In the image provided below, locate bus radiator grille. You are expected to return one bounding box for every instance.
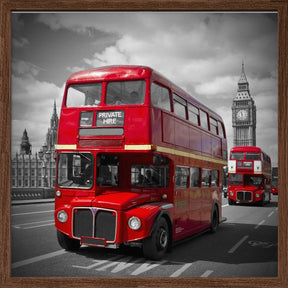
[73,209,93,238]
[73,208,116,242]
[95,211,116,241]
[237,191,252,201]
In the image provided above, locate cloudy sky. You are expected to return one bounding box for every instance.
[11,12,278,166]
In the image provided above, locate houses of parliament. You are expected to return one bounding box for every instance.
[11,101,58,195]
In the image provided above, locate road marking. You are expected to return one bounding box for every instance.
[170,263,193,277]
[11,249,67,269]
[228,235,249,253]
[222,204,229,208]
[12,219,54,229]
[201,270,213,277]
[130,260,167,276]
[268,211,274,217]
[22,223,55,229]
[254,220,265,229]
[73,255,124,270]
[12,210,54,217]
[96,256,135,272]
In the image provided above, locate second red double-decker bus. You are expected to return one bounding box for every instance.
[228,146,271,206]
[54,65,227,260]
[271,167,278,195]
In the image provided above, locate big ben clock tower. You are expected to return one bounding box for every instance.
[232,62,256,146]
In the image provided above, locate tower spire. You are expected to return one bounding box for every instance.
[238,60,248,85]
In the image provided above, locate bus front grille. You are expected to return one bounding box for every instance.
[73,208,117,242]
[237,191,252,201]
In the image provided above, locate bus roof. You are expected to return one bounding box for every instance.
[230,146,271,160]
[230,146,262,153]
[67,65,223,122]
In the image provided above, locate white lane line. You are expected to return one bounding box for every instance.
[222,204,229,208]
[170,263,193,277]
[11,249,67,269]
[201,270,213,277]
[22,223,55,229]
[254,220,265,229]
[12,219,54,229]
[268,211,274,218]
[228,235,249,254]
[12,210,54,216]
[14,219,54,227]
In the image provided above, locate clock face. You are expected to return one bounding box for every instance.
[236,109,248,121]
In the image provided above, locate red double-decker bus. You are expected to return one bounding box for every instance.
[228,146,271,206]
[55,65,227,259]
[271,167,278,195]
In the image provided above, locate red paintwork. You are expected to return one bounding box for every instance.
[55,65,227,250]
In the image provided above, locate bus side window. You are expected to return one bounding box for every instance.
[200,110,208,130]
[190,167,200,187]
[201,169,211,187]
[173,93,187,120]
[188,104,199,126]
[210,117,218,135]
[218,121,224,138]
[151,83,171,112]
[175,166,189,188]
[211,170,219,187]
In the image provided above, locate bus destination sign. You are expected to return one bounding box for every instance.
[96,110,125,127]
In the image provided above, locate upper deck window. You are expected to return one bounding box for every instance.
[210,117,218,135]
[106,80,145,105]
[200,110,208,130]
[246,153,260,160]
[66,84,102,107]
[231,152,245,160]
[218,121,224,138]
[173,93,187,119]
[151,83,171,111]
[188,104,199,125]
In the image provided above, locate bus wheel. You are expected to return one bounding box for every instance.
[259,195,265,206]
[143,217,169,260]
[57,230,81,251]
[210,208,219,233]
[228,198,235,205]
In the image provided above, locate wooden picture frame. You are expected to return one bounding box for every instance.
[1,1,287,287]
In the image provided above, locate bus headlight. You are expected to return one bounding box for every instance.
[230,191,234,196]
[57,210,68,223]
[128,216,141,230]
[256,193,260,198]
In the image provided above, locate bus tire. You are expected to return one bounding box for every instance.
[143,217,169,260]
[57,230,81,251]
[210,207,219,233]
[259,195,265,207]
[228,198,235,205]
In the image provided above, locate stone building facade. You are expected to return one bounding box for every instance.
[11,101,59,190]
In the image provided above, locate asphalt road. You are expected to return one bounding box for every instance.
[11,195,278,277]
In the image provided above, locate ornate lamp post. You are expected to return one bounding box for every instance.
[38,145,50,187]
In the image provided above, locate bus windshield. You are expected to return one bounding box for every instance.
[245,175,263,186]
[66,83,102,107]
[106,80,146,105]
[229,173,243,185]
[57,153,93,188]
